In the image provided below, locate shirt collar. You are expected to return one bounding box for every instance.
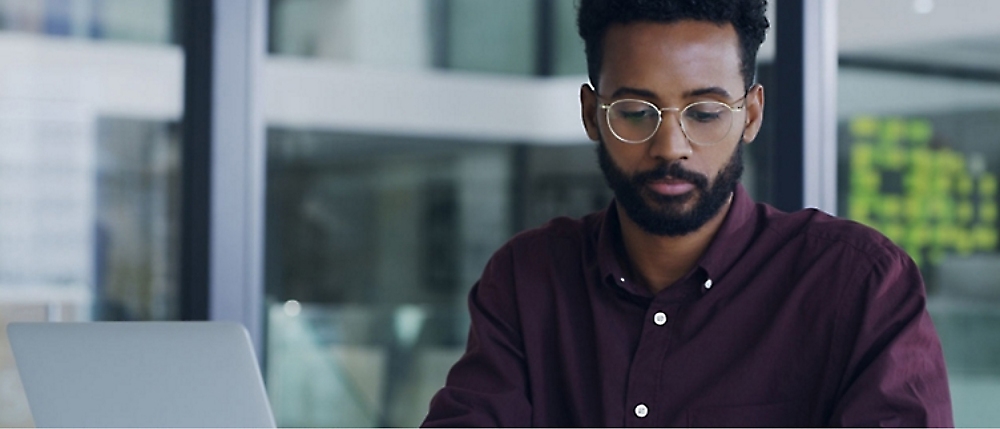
[594,183,759,297]
[595,199,652,297]
[697,183,758,284]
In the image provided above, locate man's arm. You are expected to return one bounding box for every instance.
[829,247,953,427]
[422,245,532,427]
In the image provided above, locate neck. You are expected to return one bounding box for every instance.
[617,195,732,295]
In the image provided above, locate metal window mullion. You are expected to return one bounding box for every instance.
[802,0,838,214]
[210,0,268,359]
[180,0,212,322]
[773,0,837,213]
[534,0,555,76]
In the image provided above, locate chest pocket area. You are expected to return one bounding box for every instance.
[687,400,810,427]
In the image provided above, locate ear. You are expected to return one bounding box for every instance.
[740,84,765,144]
[580,83,601,142]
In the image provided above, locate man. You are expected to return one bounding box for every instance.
[422,0,953,426]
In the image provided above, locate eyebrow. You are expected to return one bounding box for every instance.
[609,86,733,100]
[684,86,733,99]
[609,86,658,99]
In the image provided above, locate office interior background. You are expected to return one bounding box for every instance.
[0,0,998,426]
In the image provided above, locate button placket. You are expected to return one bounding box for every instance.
[626,303,676,425]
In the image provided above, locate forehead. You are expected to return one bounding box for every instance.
[598,20,743,98]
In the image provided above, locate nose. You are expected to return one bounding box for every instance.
[647,111,693,162]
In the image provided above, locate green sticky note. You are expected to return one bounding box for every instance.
[850,168,879,194]
[927,198,948,221]
[908,175,930,195]
[887,148,909,170]
[884,197,902,219]
[933,225,952,247]
[849,198,869,222]
[981,203,997,224]
[906,224,930,248]
[957,175,974,196]
[955,229,975,255]
[957,202,975,224]
[908,119,933,145]
[904,197,924,221]
[932,176,951,195]
[885,223,906,244]
[882,119,906,143]
[851,144,874,169]
[910,149,932,172]
[974,227,998,250]
[981,174,998,197]
[864,171,881,193]
[851,117,880,139]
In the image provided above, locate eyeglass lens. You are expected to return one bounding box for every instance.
[607,100,735,145]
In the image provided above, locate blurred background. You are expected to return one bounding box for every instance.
[0,0,999,427]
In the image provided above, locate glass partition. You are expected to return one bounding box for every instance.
[269,0,537,74]
[838,0,1000,425]
[264,132,508,426]
[0,1,181,426]
[262,129,621,426]
[264,1,777,426]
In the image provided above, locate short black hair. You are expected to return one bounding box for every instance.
[577,0,769,90]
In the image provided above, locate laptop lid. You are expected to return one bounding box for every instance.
[7,321,276,428]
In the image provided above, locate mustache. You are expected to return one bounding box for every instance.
[632,162,709,189]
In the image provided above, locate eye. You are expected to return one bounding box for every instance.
[685,103,726,123]
[621,109,653,121]
[613,102,657,123]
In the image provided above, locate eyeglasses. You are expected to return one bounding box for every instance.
[599,93,747,146]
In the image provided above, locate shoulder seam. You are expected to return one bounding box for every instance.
[765,213,901,265]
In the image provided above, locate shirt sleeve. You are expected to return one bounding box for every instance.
[829,246,954,427]
[421,244,532,427]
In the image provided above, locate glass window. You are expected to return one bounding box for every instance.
[0,1,181,427]
[262,134,617,427]
[269,0,433,70]
[838,0,1000,425]
[264,1,780,427]
[552,0,586,76]
[446,0,537,74]
[269,0,538,75]
[264,132,512,427]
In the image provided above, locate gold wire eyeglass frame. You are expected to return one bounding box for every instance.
[598,92,748,145]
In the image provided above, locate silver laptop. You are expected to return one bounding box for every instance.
[7,321,276,428]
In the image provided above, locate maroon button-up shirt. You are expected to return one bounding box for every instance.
[423,184,953,427]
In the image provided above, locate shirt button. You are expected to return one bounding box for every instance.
[704,279,713,289]
[653,312,668,325]
[635,403,649,418]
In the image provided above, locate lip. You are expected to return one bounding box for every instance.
[648,178,695,196]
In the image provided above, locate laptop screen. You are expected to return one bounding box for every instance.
[7,321,276,428]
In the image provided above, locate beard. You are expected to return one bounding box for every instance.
[597,139,744,237]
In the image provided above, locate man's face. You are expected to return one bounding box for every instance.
[597,137,744,236]
[580,20,764,236]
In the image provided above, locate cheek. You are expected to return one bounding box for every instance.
[703,144,739,177]
[724,117,747,143]
[609,143,652,172]
[598,119,622,144]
